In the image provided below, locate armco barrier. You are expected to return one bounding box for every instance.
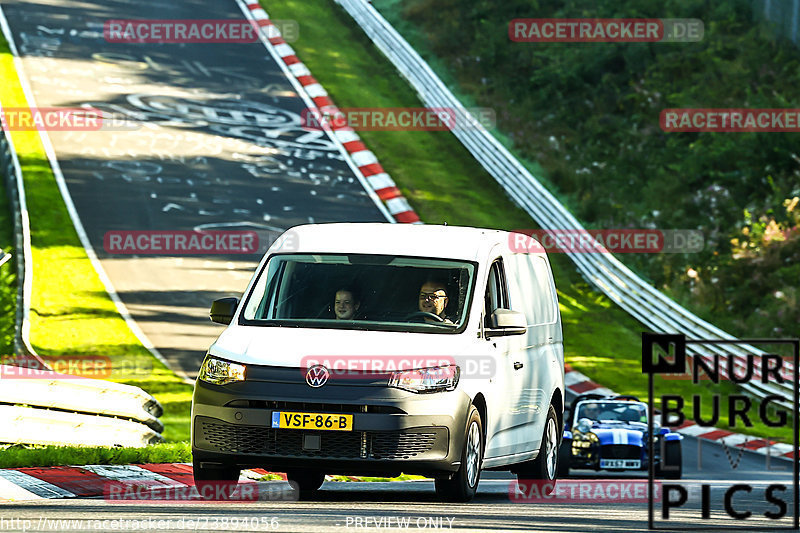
[0,366,163,433]
[0,405,162,448]
[0,103,164,446]
[336,0,792,406]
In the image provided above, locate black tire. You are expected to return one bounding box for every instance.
[287,470,326,499]
[557,439,571,477]
[435,405,483,502]
[192,459,240,499]
[657,441,682,479]
[516,405,560,495]
[520,405,560,480]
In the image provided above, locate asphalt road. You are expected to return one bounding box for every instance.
[0,431,794,532]
[1,449,796,533]
[1,0,798,531]
[0,0,389,378]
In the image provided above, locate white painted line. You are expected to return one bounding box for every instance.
[0,470,74,499]
[250,9,268,20]
[303,83,328,98]
[350,150,378,167]
[717,433,751,447]
[385,197,413,215]
[0,476,41,501]
[366,173,396,191]
[334,129,360,144]
[80,465,185,486]
[288,63,311,77]
[263,25,281,40]
[675,424,711,437]
[767,443,796,455]
[273,43,296,58]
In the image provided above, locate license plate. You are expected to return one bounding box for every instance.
[600,459,641,469]
[271,411,353,431]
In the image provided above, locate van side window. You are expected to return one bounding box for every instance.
[484,259,509,328]
[531,257,556,325]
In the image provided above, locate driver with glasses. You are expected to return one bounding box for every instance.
[417,280,453,324]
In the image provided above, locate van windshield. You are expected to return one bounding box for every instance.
[241,254,476,332]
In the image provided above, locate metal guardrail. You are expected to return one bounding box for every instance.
[0,366,163,432]
[0,104,165,446]
[336,0,794,406]
[0,405,162,448]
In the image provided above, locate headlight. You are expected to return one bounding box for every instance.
[388,365,459,393]
[198,356,246,385]
[577,417,594,434]
[571,430,599,449]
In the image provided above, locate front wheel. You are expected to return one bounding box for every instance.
[557,439,571,477]
[192,459,240,499]
[516,405,559,493]
[435,405,483,502]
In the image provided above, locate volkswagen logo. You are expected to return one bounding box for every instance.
[305,365,329,388]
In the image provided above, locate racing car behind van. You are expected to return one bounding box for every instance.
[559,393,683,478]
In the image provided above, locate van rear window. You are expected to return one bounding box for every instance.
[241,254,476,332]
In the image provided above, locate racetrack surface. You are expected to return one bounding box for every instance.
[0,0,389,378]
[0,435,795,531]
[2,455,796,533]
[1,0,797,530]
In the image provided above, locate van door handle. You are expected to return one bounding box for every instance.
[513,362,523,370]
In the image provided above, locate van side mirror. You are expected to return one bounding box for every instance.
[210,297,239,325]
[485,309,527,338]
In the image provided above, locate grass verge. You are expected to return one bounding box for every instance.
[261,0,795,443]
[0,34,192,468]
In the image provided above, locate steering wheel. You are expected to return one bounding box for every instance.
[405,311,444,323]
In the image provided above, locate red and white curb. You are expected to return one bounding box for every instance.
[240,1,420,224]
[564,364,796,460]
[0,463,383,501]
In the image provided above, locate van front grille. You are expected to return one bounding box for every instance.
[222,400,405,415]
[196,416,441,460]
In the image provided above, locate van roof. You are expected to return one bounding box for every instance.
[281,223,528,262]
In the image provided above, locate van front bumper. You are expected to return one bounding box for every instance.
[191,368,472,477]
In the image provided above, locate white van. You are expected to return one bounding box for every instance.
[191,223,564,501]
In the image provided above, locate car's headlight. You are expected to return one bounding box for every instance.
[576,418,594,434]
[198,356,246,385]
[571,430,599,449]
[388,365,459,393]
